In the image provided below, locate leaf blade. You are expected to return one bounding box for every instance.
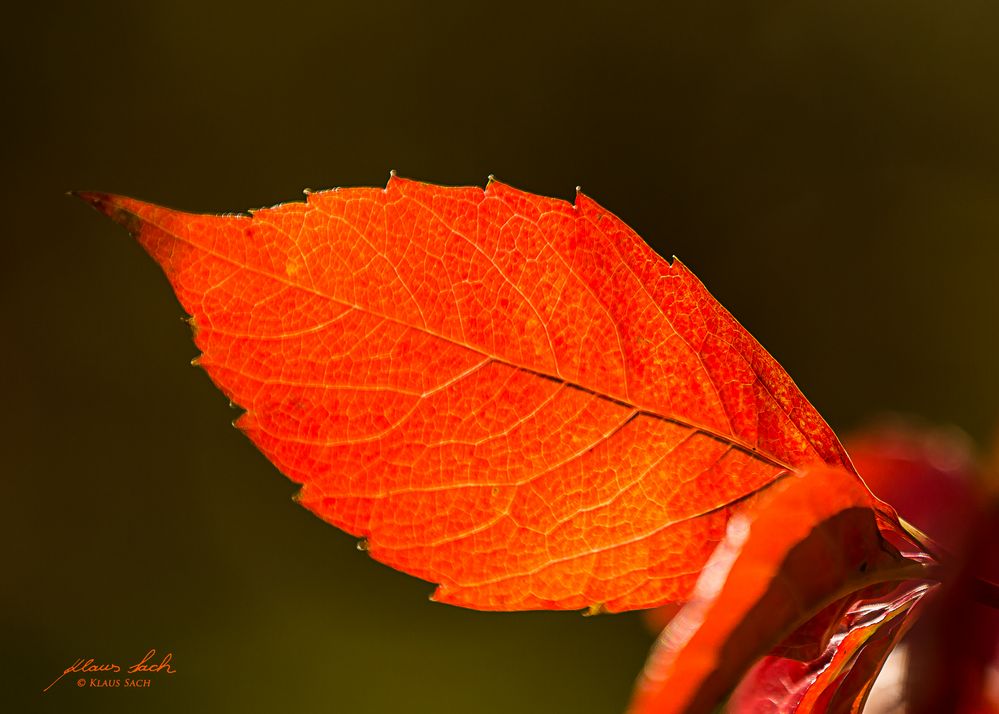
[78,176,854,611]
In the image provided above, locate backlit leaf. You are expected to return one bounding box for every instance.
[77,176,856,612]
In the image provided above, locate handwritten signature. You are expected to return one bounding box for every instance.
[43,649,176,692]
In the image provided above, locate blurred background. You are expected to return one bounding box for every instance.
[4,2,998,712]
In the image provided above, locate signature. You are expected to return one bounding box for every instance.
[43,649,176,692]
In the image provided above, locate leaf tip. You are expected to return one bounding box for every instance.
[69,189,103,205]
[72,190,143,234]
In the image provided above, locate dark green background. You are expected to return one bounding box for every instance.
[5,2,998,712]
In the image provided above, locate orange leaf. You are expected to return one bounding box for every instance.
[77,175,855,612]
[627,465,925,714]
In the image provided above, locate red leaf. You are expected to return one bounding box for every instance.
[77,176,857,613]
[716,421,989,714]
[846,423,999,713]
[627,465,925,714]
[726,580,931,713]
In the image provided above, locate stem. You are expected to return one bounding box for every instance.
[897,516,999,610]
[897,515,947,561]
